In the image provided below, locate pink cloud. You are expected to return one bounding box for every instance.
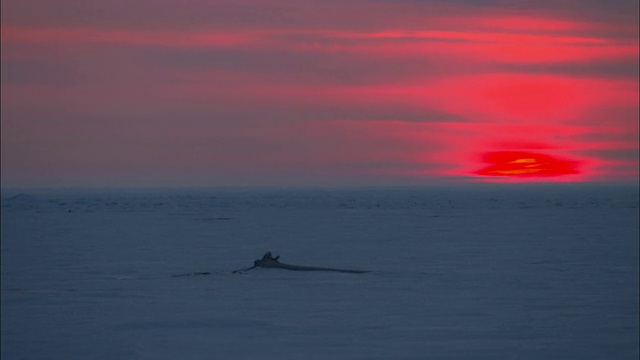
[2,26,262,48]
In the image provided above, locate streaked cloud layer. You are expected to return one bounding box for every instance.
[2,0,638,186]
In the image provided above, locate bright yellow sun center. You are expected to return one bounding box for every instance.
[510,158,537,164]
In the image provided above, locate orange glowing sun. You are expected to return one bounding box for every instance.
[474,151,580,177]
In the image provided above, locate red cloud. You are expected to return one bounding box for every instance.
[474,151,580,177]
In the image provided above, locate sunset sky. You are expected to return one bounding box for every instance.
[2,0,638,187]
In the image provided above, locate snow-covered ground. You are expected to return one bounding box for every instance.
[2,184,638,359]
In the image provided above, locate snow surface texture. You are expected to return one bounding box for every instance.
[2,185,638,359]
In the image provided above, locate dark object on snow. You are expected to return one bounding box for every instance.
[232,252,369,274]
[171,271,211,277]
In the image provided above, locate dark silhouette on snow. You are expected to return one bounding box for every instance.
[171,252,369,277]
[171,271,211,277]
[232,252,369,274]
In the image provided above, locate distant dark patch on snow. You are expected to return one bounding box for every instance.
[171,272,212,277]
[115,318,268,330]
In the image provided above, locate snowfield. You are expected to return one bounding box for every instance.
[2,184,638,359]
